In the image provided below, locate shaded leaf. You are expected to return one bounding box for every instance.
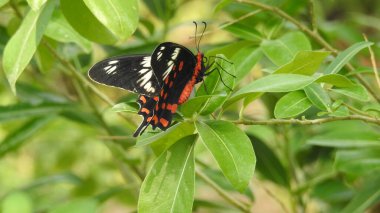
[60,0,116,44]
[196,120,256,191]
[0,116,54,158]
[232,46,262,82]
[335,148,380,176]
[274,90,312,118]
[315,74,355,87]
[180,94,226,118]
[331,84,369,102]
[224,22,261,41]
[138,135,196,213]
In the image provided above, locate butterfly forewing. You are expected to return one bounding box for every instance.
[88,55,161,96]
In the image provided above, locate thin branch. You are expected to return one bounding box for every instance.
[196,169,251,213]
[232,115,380,126]
[236,0,380,102]
[308,0,317,32]
[363,34,380,91]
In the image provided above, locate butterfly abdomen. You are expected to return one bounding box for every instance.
[178,53,204,104]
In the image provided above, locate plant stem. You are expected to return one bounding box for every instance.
[308,0,317,32]
[236,0,380,102]
[195,169,251,212]
[232,115,380,126]
[363,34,380,91]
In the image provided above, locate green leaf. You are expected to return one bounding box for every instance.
[2,0,56,94]
[143,0,176,22]
[274,90,312,118]
[232,46,262,82]
[304,83,331,111]
[0,0,9,8]
[335,148,380,176]
[214,0,232,12]
[83,0,138,40]
[136,122,195,155]
[111,102,138,113]
[48,198,98,213]
[315,74,355,87]
[247,133,290,187]
[362,104,380,114]
[44,11,91,53]
[0,103,73,122]
[35,38,57,73]
[1,192,33,213]
[26,0,47,10]
[331,84,369,102]
[324,41,373,74]
[224,22,261,41]
[196,120,256,191]
[138,135,196,213]
[307,131,380,148]
[231,74,315,101]
[341,175,380,213]
[261,31,311,66]
[0,116,53,158]
[274,51,330,75]
[60,0,116,44]
[195,54,235,115]
[180,94,226,118]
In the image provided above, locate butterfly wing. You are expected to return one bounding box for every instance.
[88,55,161,96]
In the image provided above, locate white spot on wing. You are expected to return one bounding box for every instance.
[160,46,165,50]
[141,56,151,68]
[106,66,117,74]
[108,60,118,65]
[172,48,180,60]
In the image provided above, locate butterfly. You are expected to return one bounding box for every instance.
[88,22,215,137]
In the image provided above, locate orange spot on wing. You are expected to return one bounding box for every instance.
[164,93,168,99]
[174,72,177,78]
[162,103,166,109]
[146,116,152,122]
[165,77,169,84]
[153,96,159,101]
[152,115,158,124]
[167,104,178,113]
[169,81,173,88]
[172,65,176,70]
[159,118,169,127]
[139,96,147,104]
[160,90,164,96]
[155,104,159,111]
[179,61,184,71]
[141,108,150,114]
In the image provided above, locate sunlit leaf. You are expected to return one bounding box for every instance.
[274,90,312,118]
[26,0,47,10]
[331,84,369,102]
[304,83,331,111]
[196,120,256,191]
[1,192,33,213]
[138,135,196,213]
[2,0,57,93]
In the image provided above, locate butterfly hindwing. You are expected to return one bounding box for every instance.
[88,55,161,96]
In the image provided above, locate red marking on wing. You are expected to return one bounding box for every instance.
[179,61,184,71]
[152,115,158,124]
[141,108,150,114]
[159,118,169,127]
[178,53,203,104]
[174,72,177,78]
[165,77,169,84]
[139,96,147,104]
[153,96,159,101]
[164,93,168,100]
[155,105,159,111]
[167,104,178,113]
[161,103,166,109]
[169,81,173,88]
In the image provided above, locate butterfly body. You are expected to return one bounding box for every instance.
[88,42,207,137]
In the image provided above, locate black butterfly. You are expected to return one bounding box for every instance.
[89,22,215,137]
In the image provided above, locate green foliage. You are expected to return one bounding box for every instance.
[1,0,380,212]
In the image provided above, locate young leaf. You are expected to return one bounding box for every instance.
[83,0,138,40]
[26,0,47,10]
[196,120,256,192]
[324,41,373,74]
[316,74,355,87]
[231,74,316,101]
[274,90,312,119]
[44,11,91,53]
[60,0,116,44]
[261,31,311,66]
[2,0,56,94]
[331,84,369,102]
[138,135,196,213]
[304,83,331,111]
[0,116,54,158]
[274,51,330,76]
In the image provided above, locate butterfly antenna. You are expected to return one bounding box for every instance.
[193,21,199,52]
[198,21,207,52]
